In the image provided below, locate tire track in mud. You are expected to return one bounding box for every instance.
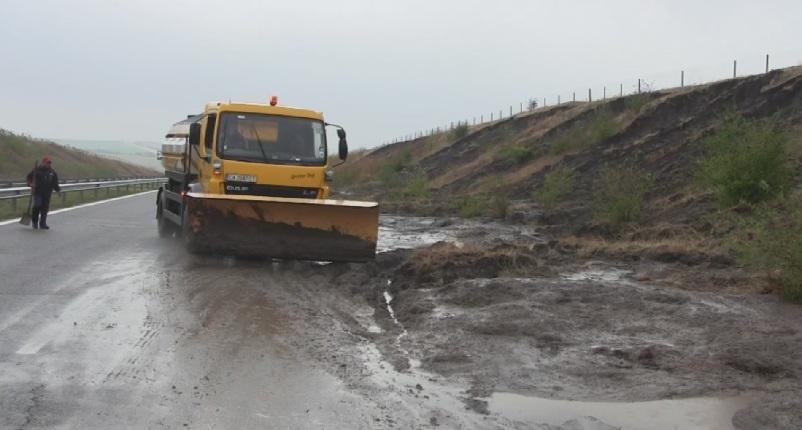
[256,262,523,429]
[101,270,176,385]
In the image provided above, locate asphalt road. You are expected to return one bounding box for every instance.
[0,192,427,429]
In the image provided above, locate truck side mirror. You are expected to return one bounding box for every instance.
[338,138,348,160]
[337,129,348,160]
[188,122,201,147]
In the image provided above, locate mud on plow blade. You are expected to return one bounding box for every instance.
[183,193,379,262]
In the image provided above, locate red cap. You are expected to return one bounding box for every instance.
[42,157,51,165]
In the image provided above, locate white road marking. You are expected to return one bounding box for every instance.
[0,190,157,226]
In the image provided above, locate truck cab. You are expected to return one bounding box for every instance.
[181,101,346,199]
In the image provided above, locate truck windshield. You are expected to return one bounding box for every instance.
[217,112,327,165]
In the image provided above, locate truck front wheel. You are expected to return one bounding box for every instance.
[181,206,202,254]
[156,198,174,238]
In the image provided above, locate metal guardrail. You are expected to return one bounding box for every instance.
[0,178,166,213]
[0,176,163,189]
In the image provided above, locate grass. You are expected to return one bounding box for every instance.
[593,165,653,226]
[549,108,619,155]
[735,198,802,302]
[402,168,430,200]
[455,195,486,218]
[498,145,533,164]
[698,114,791,207]
[378,149,413,186]
[488,183,510,219]
[333,168,361,187]
[535,164,576,210]
[625,93,651,113]
[0,183,161,221]
[452,123,470,140]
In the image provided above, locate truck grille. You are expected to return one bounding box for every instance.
[224,182,319,199]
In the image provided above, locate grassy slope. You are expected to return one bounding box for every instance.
[0,129,161,181]
[336,66,802,299]
[338,66,802,216]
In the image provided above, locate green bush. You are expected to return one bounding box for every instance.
[452,123,470,140]
[587,109,618,144]
[593,165,653,225]
[489,189,510,219]
[698,114,790,207]
[333,168,361,187]
[736,200,802,302]
[498,145,533,164]
[378,149,413,186]
[456,195,486,218]
[403,169,430,199]
[625,93,651,113]
[535,165,576,210]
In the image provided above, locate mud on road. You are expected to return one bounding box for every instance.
[294,215,802,429]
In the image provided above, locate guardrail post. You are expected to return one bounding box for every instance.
[11,197,16,213]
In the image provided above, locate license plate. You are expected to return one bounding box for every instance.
[225,174,257,183]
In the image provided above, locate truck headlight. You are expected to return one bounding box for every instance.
[325,170,334,182]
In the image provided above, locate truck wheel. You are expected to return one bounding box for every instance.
[156,199,173,238]
[181,207,202,254]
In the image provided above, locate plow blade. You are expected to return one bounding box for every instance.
[183,193,379,262]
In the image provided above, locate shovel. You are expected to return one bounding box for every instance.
[19,161,37,226]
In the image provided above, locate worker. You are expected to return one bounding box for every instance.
[26,157,61,230]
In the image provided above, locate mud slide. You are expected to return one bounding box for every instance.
[308,216,802,429]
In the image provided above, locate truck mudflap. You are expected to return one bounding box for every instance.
[182,193,379,262]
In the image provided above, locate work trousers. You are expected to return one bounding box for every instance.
[32,194,51,227]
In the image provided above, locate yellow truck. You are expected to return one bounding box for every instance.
[156,99,379,261]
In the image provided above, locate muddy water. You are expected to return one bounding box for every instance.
[377,215,543,253]
[377,216,456,253]
[487,392,749,430]
[366,217,781,429]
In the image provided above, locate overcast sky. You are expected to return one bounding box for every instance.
[2,0,801,149]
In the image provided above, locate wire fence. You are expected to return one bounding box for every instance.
[381,52,800,145]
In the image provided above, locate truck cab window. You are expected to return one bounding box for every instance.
[204,114,217,154]
[217,112,326,166]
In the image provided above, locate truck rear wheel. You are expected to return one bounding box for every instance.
[156,199,174,238]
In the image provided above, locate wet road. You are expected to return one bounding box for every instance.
[0,192,421,429]
[0,193,768,430]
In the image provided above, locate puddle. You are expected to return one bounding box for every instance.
[561,268,632,282]
[487,391,750,430]
[376,215,542,253]
[377,216,455,253]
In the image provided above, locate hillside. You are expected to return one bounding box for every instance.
[0,129,161,181]
[337,66,802,300]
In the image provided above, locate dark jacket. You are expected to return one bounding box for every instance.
[27,166,60,198]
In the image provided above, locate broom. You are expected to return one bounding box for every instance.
[19,161,37,226]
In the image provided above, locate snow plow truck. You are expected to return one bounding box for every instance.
[156,98,379,262]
